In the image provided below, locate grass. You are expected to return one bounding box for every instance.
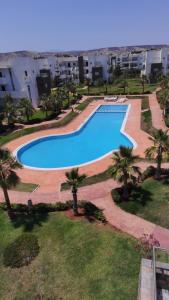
[0,96,96,147]
[0,211,140,299]
[115,178,169,229]
[20,110,55,124]
[141,97,149,110]
[0,111,78,147]
[61,169,111,191]
[77,79,158,96]
[10,182,38,192]
[141,109,153,135]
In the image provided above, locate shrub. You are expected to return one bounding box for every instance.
[3,234,39,268]
[135,234,160,259]
[82,201,107,223]
[111,188,121,203]
[142,166,156,181]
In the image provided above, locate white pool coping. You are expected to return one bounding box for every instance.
[13,103,137,171]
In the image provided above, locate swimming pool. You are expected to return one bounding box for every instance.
[15,104,136,170]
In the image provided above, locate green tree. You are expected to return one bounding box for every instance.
[19,98,34,122]
[159,89,169,116]
[120,80,128,94]
[110,146,141,200]
[145,129,169,180]
[0,148,21,218]
[40,96,52,118]
[160,76,169,90]
[85,78,92,95]
[65,168,87,215]
[141,75,147,94]
[3,94,16,126]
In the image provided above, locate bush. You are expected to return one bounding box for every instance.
[111,188,121,203]
[142,166,156,181]
[81,201,107,223]
[3,234,39,268]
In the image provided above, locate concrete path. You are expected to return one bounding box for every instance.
[1,171,169,248]
[1,93,169,248]
[149,93,168,131]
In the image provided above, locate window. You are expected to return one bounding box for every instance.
[68,63,71,68]
[0,71,2,77]
[86,70,88,74]
[1,85,6,91]
[25,70,28,76]
[86,61,88,66]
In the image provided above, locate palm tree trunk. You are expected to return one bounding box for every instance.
[142,83,145,94]
[155,151,162,180]
[122,172,129,200]
[2,185,13,218]
[72,186,78,216]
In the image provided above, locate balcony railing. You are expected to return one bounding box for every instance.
[0,77,7,85]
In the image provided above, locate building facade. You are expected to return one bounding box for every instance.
[0,47,169,107]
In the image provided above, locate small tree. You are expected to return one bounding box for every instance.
[85,78,92,95]
[19,98,34,122]
[135,234,160,259]
[145,129,169,180]
[120,80,128,94]
[110,146,141,200]
[65,168,87,216]
[141,75,147,93]
[0,148,21,218]
[40,96,52,118]
[3,94,16,126]
[159,89,169,116]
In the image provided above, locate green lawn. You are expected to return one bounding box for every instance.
[11,182,38,192]
[0,111,78,147]
[141,109,153,134]
[0,211,140,300]
[77,79,157,96]
[116,178,169,229]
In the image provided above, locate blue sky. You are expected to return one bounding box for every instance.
[1,0,169,52]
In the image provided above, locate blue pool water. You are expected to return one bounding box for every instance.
[16,105,134,169]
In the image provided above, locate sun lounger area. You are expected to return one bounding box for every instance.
[104,96,128,103]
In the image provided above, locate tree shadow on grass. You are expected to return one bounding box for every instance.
[11,212,49,232]
[118,185,153,214]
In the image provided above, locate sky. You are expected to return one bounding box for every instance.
[1,0,169,53]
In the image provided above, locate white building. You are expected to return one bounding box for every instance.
[1,47,169,107]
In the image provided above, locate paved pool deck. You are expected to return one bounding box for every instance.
[4,97,152,193]
[1,93,169,248]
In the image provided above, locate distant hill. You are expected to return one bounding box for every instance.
[0,44,169,60]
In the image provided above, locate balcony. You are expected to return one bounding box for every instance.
[0,77,7,85]
[0,90,27,99]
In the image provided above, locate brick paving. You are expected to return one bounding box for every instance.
[1,94,169,247]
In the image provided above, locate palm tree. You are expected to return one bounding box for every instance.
[40,96,52,118]
[120,80,128,94]
[3,94,16,126]
[160,76,169,90]
[0,148,21,218]
[145,129,169,180]
[19,98,34,122]
[65,168,87,215]
[141,75,147,93]
[110,146,141,200]
[85,78,92,95]
[159,89,169,116]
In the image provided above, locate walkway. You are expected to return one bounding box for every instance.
[1,166,169,248]
[149,93,168,131]
[1,93,169,248]
[5,97,152,192]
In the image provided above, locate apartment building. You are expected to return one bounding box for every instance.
[0,47,169,107]
[0,56,52,107]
